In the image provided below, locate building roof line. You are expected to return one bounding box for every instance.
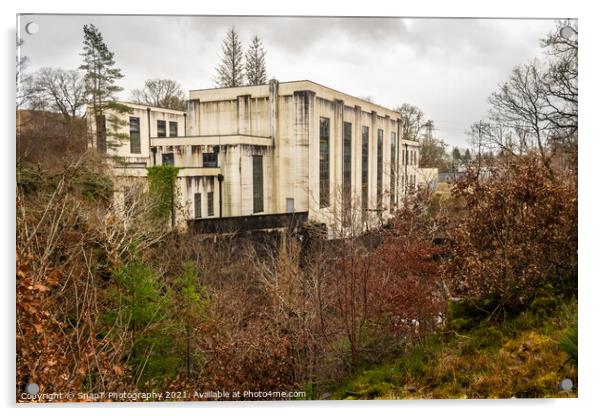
[188,80,402,116]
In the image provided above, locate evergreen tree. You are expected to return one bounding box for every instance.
[245,35,268,85]
[463,149,472,164]
[215,28,245,88]
[79,24,128,153]
[111,263,178,386]
[452,147,462,162]
[171,262,209,381]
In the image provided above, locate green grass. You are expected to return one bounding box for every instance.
[322,297,577,399]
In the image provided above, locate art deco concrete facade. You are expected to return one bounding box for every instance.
[100,80,430,233]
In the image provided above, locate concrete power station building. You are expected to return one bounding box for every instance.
[96,80,433,235]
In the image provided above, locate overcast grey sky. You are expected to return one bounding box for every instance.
[18,15,556,148]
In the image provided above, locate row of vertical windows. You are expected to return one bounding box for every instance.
[402,148,417,166]
[128,118,179,153]
[194,190,215,219]
[317,121,414,215]
[400,174,416,190]
[161,151,219,168]
[156,120,178,138]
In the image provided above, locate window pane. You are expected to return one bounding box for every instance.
[361,126,369,219]
[194,193,202,218]
[390,132,397,212]
[207,191,214,216]
[169,121,178,137]
[319,117,330,208]
[203,153,218,167]
[252,155,263,213]
[162,153,174,165]
[377,129,383,210]
[129,117,140,154]
[343,122,352,225]
[157,120,166,137]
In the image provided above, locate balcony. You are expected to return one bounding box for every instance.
[150,134,273,148]
[112,165,221,178]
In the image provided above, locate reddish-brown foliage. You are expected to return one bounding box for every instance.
[443,156,578,308]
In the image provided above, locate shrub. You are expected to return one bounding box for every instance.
[559,325,578,368]
[443,156,577,310]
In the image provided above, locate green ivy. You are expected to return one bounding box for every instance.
[147,165,179,226]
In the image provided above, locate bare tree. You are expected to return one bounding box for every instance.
[131,78,187,111]
[469,20,578,177]
[16,37,31,110]
[487,61,555,177]
[540,19,578,142]
[214,27,245,88]
[397,103,428,142]
[28,67,88,122]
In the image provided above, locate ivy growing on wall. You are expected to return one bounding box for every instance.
[147,165,179,227]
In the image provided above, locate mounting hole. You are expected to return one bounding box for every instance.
[25,22,39,35]
[25,382,39,395]
[560,26,576,40]
[560,378,573,391]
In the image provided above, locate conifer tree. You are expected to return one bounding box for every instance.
[463,148,472,164]
[245,35,268,85]
[79,24,128,153]
[215,28,245,88]
[452,147,462,162]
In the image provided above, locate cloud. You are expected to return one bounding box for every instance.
[18,14,556,147]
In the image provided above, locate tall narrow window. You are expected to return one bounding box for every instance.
[390,132,397,212]
[361,126,369,218]
[207,191,214,217]
[129,117,141,154]
[252,155,263,213]
[377,129,383,210]
[342,122,352,225]
[157,120,166,137]
[194,193,202,218]
[319,117,330,208]
[169,121,178,137]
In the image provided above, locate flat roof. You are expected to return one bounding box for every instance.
[118,101,186,115]
[189,80,401,119]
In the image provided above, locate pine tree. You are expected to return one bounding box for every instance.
[452,147,462,161]
[215,28,245,88]
[245,35,268,85]
[79,24,127,153]
[463,149,472,164]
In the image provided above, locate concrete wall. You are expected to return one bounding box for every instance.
[103,80,424,234]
